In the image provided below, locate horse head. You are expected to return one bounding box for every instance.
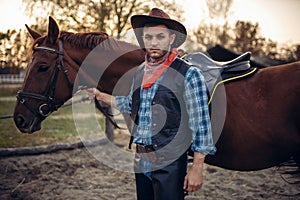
[14,16,145,133]
[13,17,79,133]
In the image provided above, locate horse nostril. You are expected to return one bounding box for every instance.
[16,114,26,128]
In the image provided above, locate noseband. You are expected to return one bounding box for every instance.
[16,40,73,120]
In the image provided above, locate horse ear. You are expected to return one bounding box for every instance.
[25,24,41,40]
[47,16,60,45]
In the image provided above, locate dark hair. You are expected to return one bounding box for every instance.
[144,22,169,28]
[143,23,173,35]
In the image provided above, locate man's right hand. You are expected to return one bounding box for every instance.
[86,88,117,108]
[86,88,100,100]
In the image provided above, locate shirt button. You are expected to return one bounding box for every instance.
[153,123,157,127]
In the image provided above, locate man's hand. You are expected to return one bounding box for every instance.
[183,152,205,192]
[87,88,100,100]
[86,88,117,108]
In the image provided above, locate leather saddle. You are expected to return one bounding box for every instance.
[183,52,253,94]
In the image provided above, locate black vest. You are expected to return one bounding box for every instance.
[131,58,193,152]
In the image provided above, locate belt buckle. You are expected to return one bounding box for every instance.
[136,144,153,153]
[136,144,157,162]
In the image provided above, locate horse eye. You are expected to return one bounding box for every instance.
[37,65,49,72]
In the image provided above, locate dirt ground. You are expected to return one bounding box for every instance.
[0,134,299,200]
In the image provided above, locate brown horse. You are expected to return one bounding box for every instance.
[14,16,144,134]
[14,17,300,172]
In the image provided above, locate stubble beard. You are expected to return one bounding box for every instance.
[147,49,169,61]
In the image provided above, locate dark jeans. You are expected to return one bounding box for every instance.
[135,153,187,200]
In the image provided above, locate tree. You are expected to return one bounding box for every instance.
[295,45,300,60]
[230,20,298,61]
[1,0,183,70]
[206,0,233,20]
[230,21,264,54]
[190,0,233,52]
[190,0,299,62]
[192,22,233,51]
[22,0,183,38]
[0,29,30,70]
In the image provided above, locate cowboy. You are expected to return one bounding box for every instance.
[87,8,216,200]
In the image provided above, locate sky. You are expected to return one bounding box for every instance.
[177,0,300,44]
[0,0,299,44]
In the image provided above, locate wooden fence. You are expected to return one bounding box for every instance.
[0,74,24,84]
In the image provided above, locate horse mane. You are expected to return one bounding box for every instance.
[60,31,109,49]
[32,31,140,51]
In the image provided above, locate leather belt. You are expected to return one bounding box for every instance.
[135,144,165,162]
[136,144,155,154]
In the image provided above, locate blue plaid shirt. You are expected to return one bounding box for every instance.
[116,65,216,155]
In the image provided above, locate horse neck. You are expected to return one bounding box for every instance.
[62,41,98,89]
[61,35,145,94]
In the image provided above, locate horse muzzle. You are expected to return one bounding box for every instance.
[14,91,62,133]
[14,112,42,133]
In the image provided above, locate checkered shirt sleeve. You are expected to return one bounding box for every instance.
[115,84,133,115]
[184,67,217,155]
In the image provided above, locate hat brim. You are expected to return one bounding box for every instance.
[131,15,187,49]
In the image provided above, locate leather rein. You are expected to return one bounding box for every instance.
[16,40,74,120]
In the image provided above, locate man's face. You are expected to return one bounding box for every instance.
[142,24,176,60]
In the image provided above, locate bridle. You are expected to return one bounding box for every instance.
[16,40,74,120]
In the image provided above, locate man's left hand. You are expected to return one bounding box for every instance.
[183,163,204,192]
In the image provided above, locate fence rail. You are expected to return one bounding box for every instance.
[0,74,24,84]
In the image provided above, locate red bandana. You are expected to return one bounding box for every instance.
[142,48,178,90]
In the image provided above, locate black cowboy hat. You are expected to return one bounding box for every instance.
[131,8,187,48]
